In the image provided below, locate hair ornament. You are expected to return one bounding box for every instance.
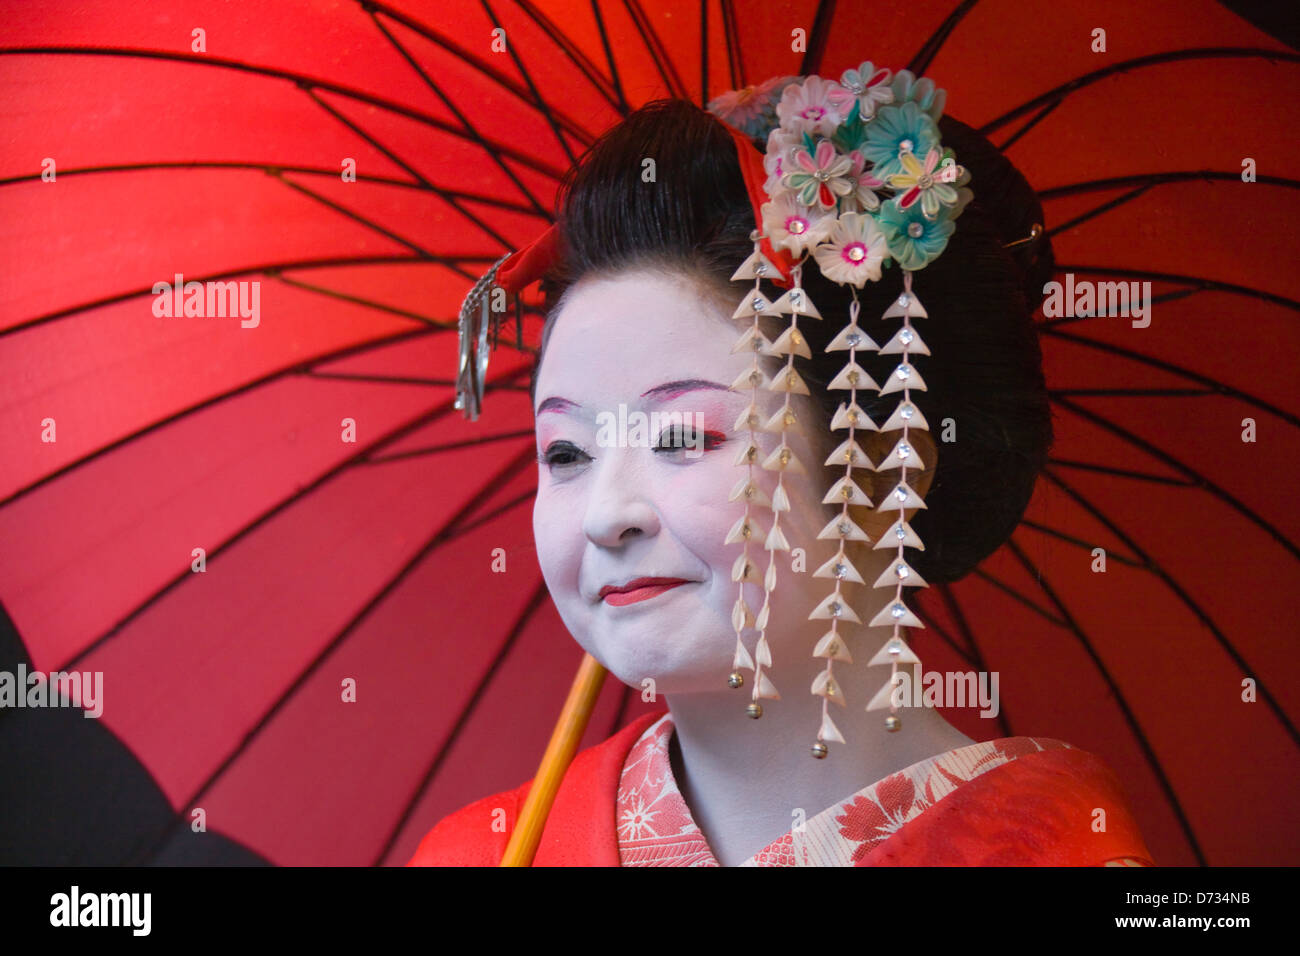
[708,61,974,756]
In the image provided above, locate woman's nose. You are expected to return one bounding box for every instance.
[581,446,661,548]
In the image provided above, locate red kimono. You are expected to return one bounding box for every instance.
[408,709,1153,867]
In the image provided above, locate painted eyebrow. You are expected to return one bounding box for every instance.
[535,379,733,415]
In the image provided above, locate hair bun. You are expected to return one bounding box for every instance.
[936,115,1055,314]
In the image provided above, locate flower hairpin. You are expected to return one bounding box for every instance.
[710,60,973,757]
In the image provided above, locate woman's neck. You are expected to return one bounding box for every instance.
[664,622,977,867]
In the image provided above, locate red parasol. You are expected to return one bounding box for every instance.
[0,0,1296,866]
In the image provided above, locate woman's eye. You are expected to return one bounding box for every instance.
[653,426,726,454]
[538,441,591,469]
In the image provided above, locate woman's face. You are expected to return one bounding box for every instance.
[532,268,838,696]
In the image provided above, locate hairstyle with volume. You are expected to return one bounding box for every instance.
[531,98,1055,583]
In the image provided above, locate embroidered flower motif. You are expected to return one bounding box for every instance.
[878,197,956,270]
[762,192,832,254]
[845,149,887,213]
[827,61,894,121]
[891,68,946,121]
[836,772,921,863]
[813,211,888,286]
[775,75,844,139]
[709,75,800,140]
[887,145,963,220]
[861,101,940,180]
[782,139,854,210]
[617,792,661,841]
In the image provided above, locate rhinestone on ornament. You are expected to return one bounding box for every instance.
[890,603,908,619]
[833,562,848,579]
[900,138,914,153]
[811,742,829,759]
[900,329,914,345]
[828,601,843,618]
[885,715,902,732]
[728,671,745,689]
[908,222,924,238]
[895,364,912,381]
[746,703,764,719]
[848,244,865,261]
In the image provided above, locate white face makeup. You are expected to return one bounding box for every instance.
[532,268,841,697]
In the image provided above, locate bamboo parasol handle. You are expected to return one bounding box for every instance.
[499,652,608,866]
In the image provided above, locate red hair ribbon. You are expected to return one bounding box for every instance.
[492,121,795,296]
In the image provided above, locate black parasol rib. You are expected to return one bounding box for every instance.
[1042,325,1300,430]
[932,580,1014,738]
[620,0,688,99]
[969,568,1069,628]
[481,0,580,168]
[699,0,708,109]
[590,0,631,114]
[301,86,517,251]
[1017,518,1146,568]
[54,373,534,677]
[359,0,599,144]
[1001,537,1208,865]
[0,47,570,180]
[0,254,485,340]
[979,48,1300,138]
[906,0,983,76]
[377,571,552,866]
[119,443,543,865]
[366,8,554,218]
[513,0,627,113]
[1049,393,1299,562]
[995,97,1065,153]
[1043,457,1196,488]
[1040,466,1300,749]
[1040,174,1300,247]
[799,0,836,77]
[0,161,543,214]
[719,0,744,89]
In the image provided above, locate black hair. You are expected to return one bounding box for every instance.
[531,98,1054,583]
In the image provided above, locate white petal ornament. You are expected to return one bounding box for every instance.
[831,401,878,431]
[869,599,924,629]
[809,592,862,623]
[766,325,813,359]
[771,286,822,317]
[820,711,847,744]
[880,324,931,355]
[811,670,846,706]
[813,629,854,662]
[814,552,866,584]
[731,248,782,281]
[872,559,929,589]
[868,635,922,667]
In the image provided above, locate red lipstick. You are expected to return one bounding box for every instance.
[600,577,690,606]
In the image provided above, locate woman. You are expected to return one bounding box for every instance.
[410,70,1154,866]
